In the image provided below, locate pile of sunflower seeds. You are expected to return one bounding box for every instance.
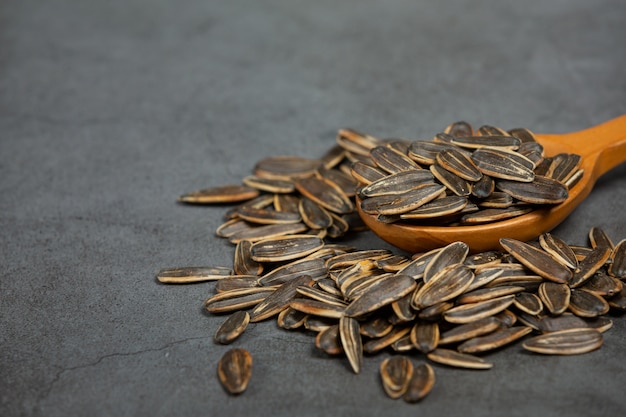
[158,123,624,401]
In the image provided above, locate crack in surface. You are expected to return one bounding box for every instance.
[35,335,211,408]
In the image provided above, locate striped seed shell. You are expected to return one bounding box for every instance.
[217,348,253,395]
[289,299,346,319]
[403,363,435,403]
[582,271,623,297]
[228,223,308,244]
[250,235,324,263]
[360,183,446,215]
[438,316,501,345]
[522,328,603,355]
[444,121,473,137]
[457,326,532,353]
[315,324,343,355]
[277,307,308,330]
[471,148,534,182]
[363,326,412,353]
[508,127,537,143]
[471,174,495,199]
[254,156,321,180]
[513,292,544,315]
[234,240,263,276]
[538,314,588,333]
[215,276,261,293]
[423,241,469,282]
[460,207,533,225]
[259,257,327,286]
[569,246,612,288]
[451,135,521,150]
[443,295,516,324]
[399,196,468,220]
[500,238,572,284]
[214,311,250,344]
[295,176,354,214]
[344,274,417,318]
[370,145,421,174]
[429,164,471,196]
[242,175,295,193]
[178,184,260,204]
[568,288,610,318]
[336,128,382,156]
[298,197,333,229]
[539,233,579,270]
[608,239,626,278]
[359,169,435,197]
[412,264,474,309]
[339,316,363,374]
[426,348,493,370]
[589,226,614,250]
[408,141,458,165]
[360,316,394,338]
[436,148,482,181]
[538,282,571,315]
[350,161,387,184]
[456,285,525,304]
[380,356,414,399]
[249,275,315,322]
[496,176,568,204]
[409,321,439,353]
[204,287,276,313]
[157,266,233,284]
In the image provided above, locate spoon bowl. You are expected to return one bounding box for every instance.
[357,114,626,253]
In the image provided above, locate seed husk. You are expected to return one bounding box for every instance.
[500,238,572,284]
[399,196,468,220]
[320,144,346,169]
[443,295,516,324]
[250,235,324,263]
[249,275,315,322]
[538,313,588,333]
[418,301,455,321]
[296,285,349,307]
[451,135,521,151]
[360,183,446,215]
[538,282,571,315]
[350,161,387,184]
[423,241,469,282]
[157,266,233,284]
[273,193,301,213]
[569,246,612,288]
[436,148,482,181]
[457,285,525,305]
[444,121,473,137]
[359,169,435,198]
[513,292,544,315]
[214,311,250,344]
[408,141,458,165]
[522,328,603,355]
[254,156,321,180]
[412,264,474,309]
[582,271,623,297]
[476,192,514,209]
[216,218,256,238]
[430,164,471,197]
[259,257,327,286]
[370,145,421,174]
[315,324,343,355]
[608,239,626,278]
[217,348,253,395]
[539,233,579,270]
[457,326,532,353]
[391,292,417,322]
[289,298,346,319]
[344,274,417,318]
[461,207,533,225]
[242,175,295,194]
[228,222,309,244]
[234,240,264,276]
[471,148,534,182]
[471,174,495,199]
[438,316,502,345]
[608,290,626,310]
[178,184,260,204]
[409,321,439,353]
[317,165,358,198]
[215,275,261,293]
[380,356,414,399]
[277,307,308,330]
[403,363,435,403]
[508,127,537,143]
[397,247,443,280]
[477,125,510,136]
[204,287,275,313]
[236,206,302,225]
[363,326,412,353]
[295,176,355,214]
[496,176,568,205]
[568,288,610,318]
[304,316,337,332]
[426,348,493,370]
[545,153,582,183]
[339,316,363,374]
[299,197,333,229]
[336,128,382,156]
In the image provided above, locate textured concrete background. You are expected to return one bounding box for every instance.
[1,1,625,416]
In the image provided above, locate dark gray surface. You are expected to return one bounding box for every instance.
[1,0,626,416]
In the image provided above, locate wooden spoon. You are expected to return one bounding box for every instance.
[357,114,626,254]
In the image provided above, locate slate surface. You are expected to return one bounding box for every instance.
[1,1,625,416]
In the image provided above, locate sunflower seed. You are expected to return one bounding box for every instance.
[461,207,533,225]
[477,125,510,136]
[417,300,455,321]
[412,264,474,309]
[254,156,321,180]
[451,135,521,151]
[204,287,275,313]
[522,328,603,355]
[457,285,525,304]
[423,241,469,282]
[370,145,421,174]
[471,174,495,199]
[582,271,623,297]
[217,348,253,395]
[216,218,256,238]
[315,324,343,355]
[215,276,261,293]
[344,274,417,318]
[569,246,612,288]
[508,127,537,143]
[360,183,446,215]
[538,233,578,270]
[296,285,349,307]
[336,128,382,156]
[438,316,501,345]
[249,275,315,322]
[403,363,435,403]
[242,175,295,193]
[304,316,337,332]
[409,321,439,353]
[500,238,572,284]
[273,194,300,213]
[513,292,543,315]
[545,153,582,183]
[608,239,626,278]
[295,176,354,214]
[277,307,308,329]
[363,326,412,353]
[320,144,346,169]
[443,295,516,324]
[426,348,493,370]
[228,223,308,244]
[430,164,471,196]
[359,169,435,197]
[397,247,443,280]
[350,161,387,184]
[391,292,417,322]
[214,311,250,344]
[178,184,260,204]
[234,240,263,276]
[538,313,588,333]
[436,148,482,181]
[457,326,532,353]
[399,196,469,220]
[408,141,457,165]
[568,288,610,318]
[538,282,571,315]
[157,266,233,284]
[339,316,363,373]
[380,356,414,399]
[444,121,473,137]
[496,176,568,204]
[259,257,327,286]
[250,235,324,263]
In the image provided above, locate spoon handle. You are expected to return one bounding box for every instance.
[537,114,626,178]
